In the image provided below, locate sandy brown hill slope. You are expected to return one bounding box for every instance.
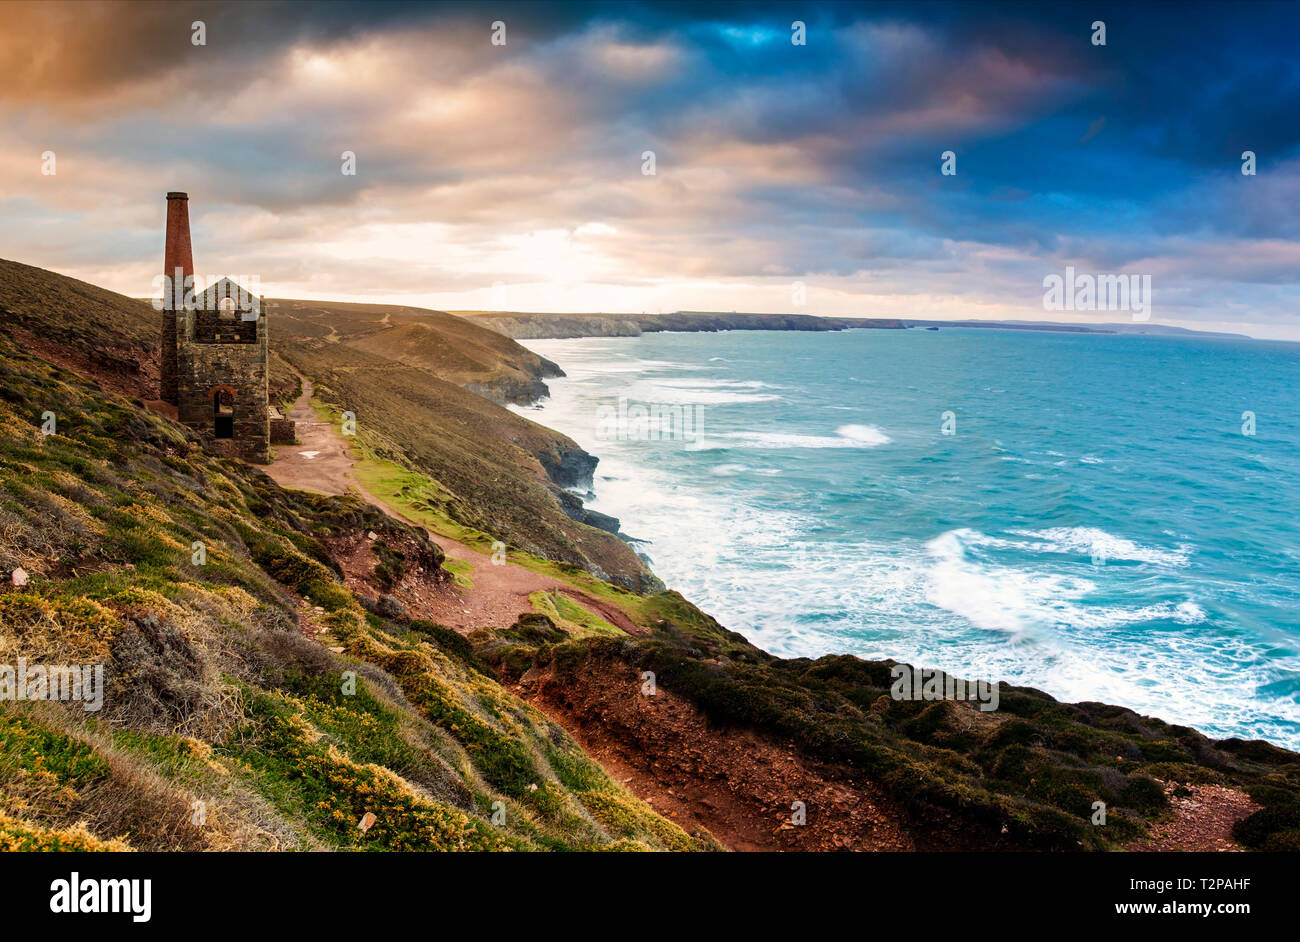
[264,298,562,405]
[0,258,159,399]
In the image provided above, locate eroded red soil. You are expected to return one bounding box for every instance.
[513,658,915,851]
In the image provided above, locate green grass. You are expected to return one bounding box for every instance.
[333,423,659,626]
[441,558,473,589]
[220,688,517,852]
[350,448,494,547]
[0,711,110,790]
[529,590,622,637]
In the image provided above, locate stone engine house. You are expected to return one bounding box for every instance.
[159,192,289,463]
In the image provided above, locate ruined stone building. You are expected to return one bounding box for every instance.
[159,192,292,463]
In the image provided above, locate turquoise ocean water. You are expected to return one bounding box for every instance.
[513,328,1300,748]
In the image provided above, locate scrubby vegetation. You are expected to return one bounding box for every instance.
[0,259,155,365]
[0,332,706,851]
[478,592,1300,851]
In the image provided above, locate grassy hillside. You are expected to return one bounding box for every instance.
[0,330,707,851]
[274,338,657,589]
[267,301,659,590]
[264,299,562,405]
[0,259,159,400]
[480,608,1300,850]
[0,263,655,590]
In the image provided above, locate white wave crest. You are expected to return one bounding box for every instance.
[712,424,891,450]
[923,528,1204,635]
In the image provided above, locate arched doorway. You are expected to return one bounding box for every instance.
[212,386,236,439]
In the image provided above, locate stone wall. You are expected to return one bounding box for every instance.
[175,307,270,464]
[193,307,259,345]
[160,192,272,463]
[269,418,296,446]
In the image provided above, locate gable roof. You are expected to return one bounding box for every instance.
[197,278,261,319]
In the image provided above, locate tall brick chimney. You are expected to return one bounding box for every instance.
[160,191,193,405]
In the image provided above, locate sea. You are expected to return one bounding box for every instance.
[511,327,1300,749]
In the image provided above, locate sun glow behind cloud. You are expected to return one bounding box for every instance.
[0,1,1298,338]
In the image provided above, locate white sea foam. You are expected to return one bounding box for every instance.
[624,377,782,405]
[922,528,1205,635]
[653,379,774,390]
[1010,526,1191,567]
[923,529,1095,635]
[709,424,891,450]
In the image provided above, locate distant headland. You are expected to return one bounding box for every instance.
[451,310,1253,341]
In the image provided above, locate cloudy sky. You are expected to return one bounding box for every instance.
[3,0,1299,337]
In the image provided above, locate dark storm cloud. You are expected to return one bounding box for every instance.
[1,1,1298,334]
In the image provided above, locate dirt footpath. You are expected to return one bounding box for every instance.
[263,376,356,497]
[264,373,639,635]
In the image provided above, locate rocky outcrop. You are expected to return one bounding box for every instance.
[464,353,565,405]
[465,376,552,406]
[536,443,598,491]
[554,488,621,535]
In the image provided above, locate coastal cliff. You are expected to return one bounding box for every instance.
[1,258,1298,853]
